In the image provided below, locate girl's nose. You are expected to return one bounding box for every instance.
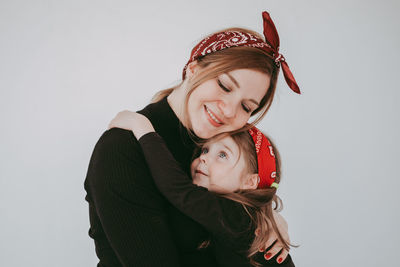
[199,153,207,163]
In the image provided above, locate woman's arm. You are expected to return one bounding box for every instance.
[260,211,291,263]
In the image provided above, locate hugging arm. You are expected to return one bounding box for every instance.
[139,132,236,234]
[139,132,295,266]
[109,111,293,265]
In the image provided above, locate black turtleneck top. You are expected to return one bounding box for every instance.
[85,97,216,266]
[84,97,295,267]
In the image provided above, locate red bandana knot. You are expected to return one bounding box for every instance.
[274,53,285,67]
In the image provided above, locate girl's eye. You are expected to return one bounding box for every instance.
[218,151,227,159]
[241,103,251,113]
[201,147,209,154]
[217,79,231,92]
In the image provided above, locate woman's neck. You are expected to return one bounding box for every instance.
[167,82,189,128]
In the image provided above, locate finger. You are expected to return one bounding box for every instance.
[276,248,289,264]
[264,243,283,261]
[261,236,276,252]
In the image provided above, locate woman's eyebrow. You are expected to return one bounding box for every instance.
[226,73,240,88]
[249,99,260,106]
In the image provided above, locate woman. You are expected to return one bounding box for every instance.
[84,11,300,266]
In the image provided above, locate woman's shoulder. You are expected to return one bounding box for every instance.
[87,128,149,186]
[92,128,141,158]
[97,128,137,146]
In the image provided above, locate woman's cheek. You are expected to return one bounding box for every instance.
[231,113,250,130]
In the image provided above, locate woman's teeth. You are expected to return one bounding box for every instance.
[206,106,222,124]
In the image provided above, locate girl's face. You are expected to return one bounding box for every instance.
[190,135,257,193]
[187,69,270,139]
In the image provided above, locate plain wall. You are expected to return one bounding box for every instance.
[1,0,399,266]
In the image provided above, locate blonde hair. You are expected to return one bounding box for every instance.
[152,27,280,136]
[219,131,292,266]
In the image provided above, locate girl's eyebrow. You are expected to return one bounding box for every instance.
[222,144,233,154]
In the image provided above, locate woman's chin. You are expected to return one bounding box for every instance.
[192,124,220,139]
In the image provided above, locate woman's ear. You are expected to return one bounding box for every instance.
[185,61,199,80]
[241,173,259,190]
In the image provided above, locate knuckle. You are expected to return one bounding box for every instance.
[268,247,279,254]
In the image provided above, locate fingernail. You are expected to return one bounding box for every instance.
[264,253,272,260]
[278,257,283,263]
[259,247,264,252]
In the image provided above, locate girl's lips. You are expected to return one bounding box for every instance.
[195,170,207,176]
[204,106,223,127]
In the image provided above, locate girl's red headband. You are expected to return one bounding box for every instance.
[248,127,278,189]
[182,11,300,94]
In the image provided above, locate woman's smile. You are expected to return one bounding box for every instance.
[204,105,224,127]
[187,69,270,139]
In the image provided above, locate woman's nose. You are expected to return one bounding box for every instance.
[218,99,237,119]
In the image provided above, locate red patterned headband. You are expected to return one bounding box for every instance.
[183,11,300,94]
[248,126,278,189]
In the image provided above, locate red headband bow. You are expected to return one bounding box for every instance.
[248,127,277,189]
[183,11,300,94]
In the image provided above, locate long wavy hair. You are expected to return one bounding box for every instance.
[217,131,291,266]
[152,27,280,135]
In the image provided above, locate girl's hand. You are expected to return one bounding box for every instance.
[108,110,155,140]
[258,211,290,264]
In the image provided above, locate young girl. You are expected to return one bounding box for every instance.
[108,112,294,267]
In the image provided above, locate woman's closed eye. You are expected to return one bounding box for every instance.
[241,103,251,113]
[217,79,231,92]
[218,78,252,113]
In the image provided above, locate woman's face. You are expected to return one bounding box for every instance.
[187,68,270,139]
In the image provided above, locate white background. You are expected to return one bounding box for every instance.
[1,0,399,266]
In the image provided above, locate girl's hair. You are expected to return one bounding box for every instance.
[221,131,291,266]
[152,27,280,134]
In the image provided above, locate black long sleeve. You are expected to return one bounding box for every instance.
[139,132,251,239]
[139,132,295,267]
[85,97,217,267]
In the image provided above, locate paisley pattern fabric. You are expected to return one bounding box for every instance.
[183,11,301,94]
[249,126,277,189]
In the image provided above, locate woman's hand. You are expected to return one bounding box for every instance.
[258,211,290,264]
[108,110,155,140]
